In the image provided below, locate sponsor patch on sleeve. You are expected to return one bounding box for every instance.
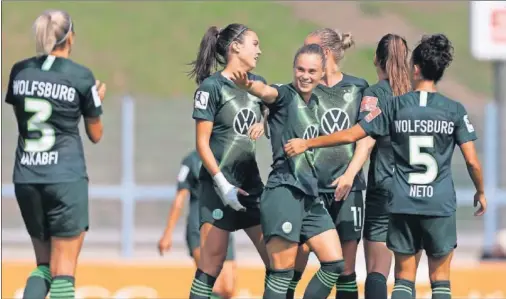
[177,165,190,182]
[91,85,102,107]
[360,96,378,112]
[364,107,382,123]
[194,91,209,109]
[463,115,475,133]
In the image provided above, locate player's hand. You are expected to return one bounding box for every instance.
[473,192,487,216]
[284,138,309,157]
[248,123,264,140]
[158,233,172,256]
[213,172,248,212]
[230,71,253,91]
[95,80,107,101]
[331,174,353,201]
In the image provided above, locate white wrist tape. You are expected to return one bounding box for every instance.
[213,172,230,191]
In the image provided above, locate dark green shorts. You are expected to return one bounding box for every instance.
[387,213,457,258]
[363,191,390,242]
[186,200,235,260]
[321,191,364,242]
[198,179,261,232]
[14,179,89,240]
[261,185,335,244]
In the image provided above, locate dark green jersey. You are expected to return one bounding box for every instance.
[192,71,264,195]
[358,80,395,196]
[313,74,369,192]
[177,150,202,202]
[5,55,103,184]
[264,84,319,197]
[359,91,478,216]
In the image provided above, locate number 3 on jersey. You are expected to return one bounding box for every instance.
[24,97,55,152]
[408,136,438,184]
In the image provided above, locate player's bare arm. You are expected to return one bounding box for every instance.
[332,137,376,200]
[459,141,487,216]
[231,70,278,103]
[158,188,190,255]
[196,120,222,176]
[284,124,367,157]
[83,80,106,143]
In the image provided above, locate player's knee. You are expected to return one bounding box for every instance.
[321,259,345,275]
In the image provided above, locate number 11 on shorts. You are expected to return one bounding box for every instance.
[351,206,362,231]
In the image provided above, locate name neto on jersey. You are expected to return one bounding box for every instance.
[393,119,455,198]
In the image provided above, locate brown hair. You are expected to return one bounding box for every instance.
[187,23,250,85]
[308,28,354,64]
[375,34,411,96]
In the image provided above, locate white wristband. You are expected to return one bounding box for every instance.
[213,172,230,191]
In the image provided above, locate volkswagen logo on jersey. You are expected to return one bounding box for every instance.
[320,108,350,135]
[233,108,257,135]
[303,125,319,153]
[303,124,319,140]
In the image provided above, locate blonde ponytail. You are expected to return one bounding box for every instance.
[308,28,355,64]
[33,10,72,56]
[338,32,355,51]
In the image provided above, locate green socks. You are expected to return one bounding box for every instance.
[392,279,415,299]
[336,272,358,299]
[263,268,294,299]
[286,270,303,299]
[189,269,217,299]
[431,280,451,299]
[303,260,344,299]
[49,275,75,299]
[23,264,51,299]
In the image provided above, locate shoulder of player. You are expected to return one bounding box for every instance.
[9,56,38,78]
[342,73,369,88]
[433,93,467,115]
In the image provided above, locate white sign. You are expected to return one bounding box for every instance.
[470,1,506,60]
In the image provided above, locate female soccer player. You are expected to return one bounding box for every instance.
[5,10,106,299]
[360,34,421,299]
[187,23,270,299]
[285,33,487,299]
[231,43,345,299]
[289,28,370,299]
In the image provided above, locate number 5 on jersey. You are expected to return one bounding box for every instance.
[24,97,55,152]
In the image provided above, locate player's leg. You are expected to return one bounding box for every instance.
[423,214,457,299]
[286,192,336,299]
[334,191,364,299]
[240,192,270,267]
[213,234,237,299]
[302,199,345,299]
[190,180,232,299]
[387,214,422,299]
[15,184,52,299]
[46,179,90,299]
[261,186,304,299]
[288,244,310,299]
[363,194,392,299]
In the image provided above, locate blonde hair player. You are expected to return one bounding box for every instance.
[5,9,106,299]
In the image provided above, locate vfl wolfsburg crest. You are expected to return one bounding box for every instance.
[233,108,257,135]
[320,108,350,135]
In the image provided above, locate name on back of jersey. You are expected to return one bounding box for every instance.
[395,119,454,135]
[13,80,76,102]
[20,151,58,166]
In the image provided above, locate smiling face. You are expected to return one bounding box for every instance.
[232,30,262,70]
[293,53,324,95]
